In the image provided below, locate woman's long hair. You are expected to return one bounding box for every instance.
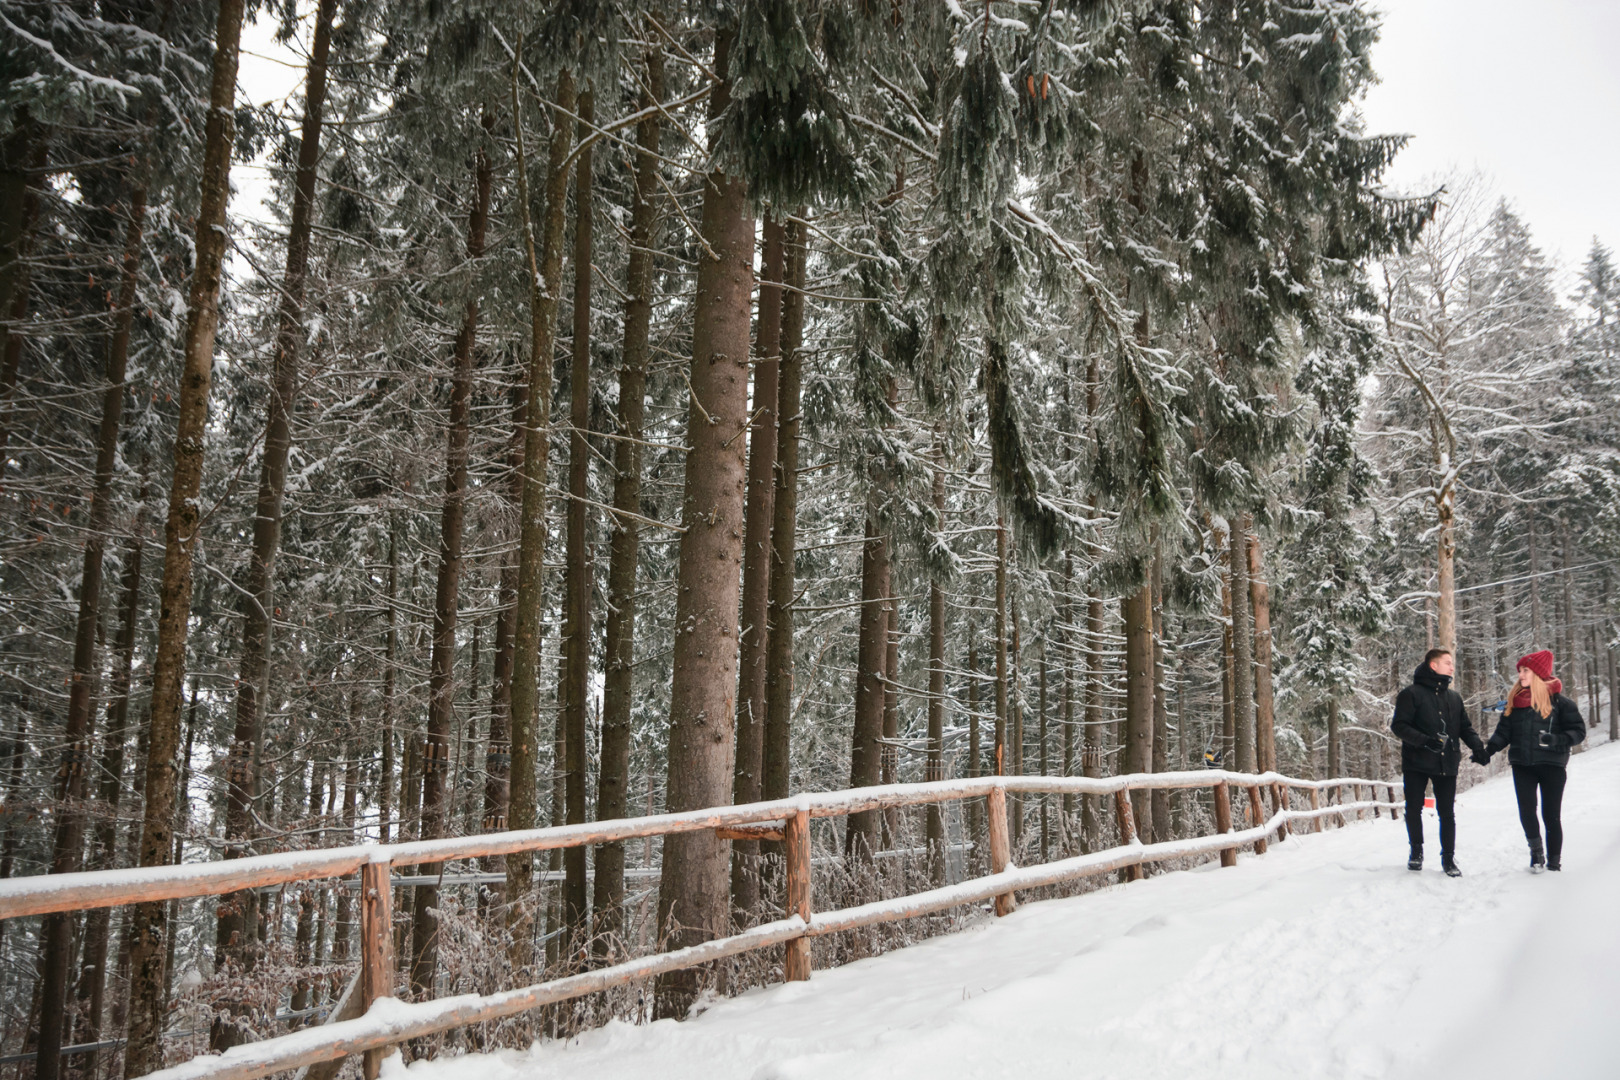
[1515,669,1553,719]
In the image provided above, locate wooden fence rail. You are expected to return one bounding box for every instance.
[0,769,1400,1080]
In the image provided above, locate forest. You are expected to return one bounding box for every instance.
[0,0,1617,1077]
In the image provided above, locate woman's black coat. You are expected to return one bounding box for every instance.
[1391,663,1486,777]
[1486,693,1586,768]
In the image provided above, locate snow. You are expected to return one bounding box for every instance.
[394,741,1620,1080]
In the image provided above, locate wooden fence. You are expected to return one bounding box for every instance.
[0,769,1399,1080]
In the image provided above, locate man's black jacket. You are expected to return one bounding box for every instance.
[1390,662,1486,776]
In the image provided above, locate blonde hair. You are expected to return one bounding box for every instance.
[1517,669,1553,719]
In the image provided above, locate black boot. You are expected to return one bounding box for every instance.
[1529,838,1546,874]
[1442,856,1462,878]
[1408,849,1423,872]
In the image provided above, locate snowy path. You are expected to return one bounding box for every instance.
[396,740,1620,1080]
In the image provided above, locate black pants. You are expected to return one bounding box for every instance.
[1511,763,1567,864]
[1404,772,1456,858]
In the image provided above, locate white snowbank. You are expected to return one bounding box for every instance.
[394,740,1620,1080]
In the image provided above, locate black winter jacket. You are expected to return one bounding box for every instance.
[1391,663,1485,777]
[1486,693,1585,769]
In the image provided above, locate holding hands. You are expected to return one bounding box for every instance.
[1470,747,1492,766]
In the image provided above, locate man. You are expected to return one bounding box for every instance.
[1390,648,1486,877]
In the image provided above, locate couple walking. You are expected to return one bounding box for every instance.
[1391,648,1586,877]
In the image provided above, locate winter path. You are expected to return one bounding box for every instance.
[394,740,1620,1080]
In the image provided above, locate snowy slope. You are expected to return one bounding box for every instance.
[393,739,1620,1080]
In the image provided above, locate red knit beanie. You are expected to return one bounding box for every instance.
[1517,650,1554,681]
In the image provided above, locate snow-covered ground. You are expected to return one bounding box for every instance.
[393,738,1620,1080]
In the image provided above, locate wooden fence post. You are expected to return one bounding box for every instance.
[1112,788,1143,882]
[1245,785,1267,855]
[1388,783,1400,822]
[1271,783,1289,841]
[360,855,395,1080]
[1309,787,1323,833]
[987,784,1017,914]
[1213,782,1237,867]
[784,809,812,982]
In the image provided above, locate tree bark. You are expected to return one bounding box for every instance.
[1060,552,1075,846]
[559,91,595,957]
[1229,519,1257,775]
[411,134,493,999]
[0,125,46,484]
[215,0,338,1028]
[1435,482,1456,657]
[1150,547,1171,843]
[380,522,399,844]
[75,470,149,1070]
[1247,529,1277,774]
[845,507,890,864]
[123,1,245,1071]
[1121,581,1153,830]
[595,45,663,958]
[925,438,947,882]
[653,27,755,1019]
[1527,510,1543,646]
[967,634,982,858]
[730,214,785,921]
[505,67,574,972]
[36,184,146,1080]
[761,218,806,813]
[995,519,1009,785]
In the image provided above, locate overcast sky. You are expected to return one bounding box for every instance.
[1359,0,1620,278]
[234,2,1619,278]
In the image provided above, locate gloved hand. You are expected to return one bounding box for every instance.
[1470,748,1491,766]
[1424,736,1445,753]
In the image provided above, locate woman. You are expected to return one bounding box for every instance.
[1477,650,1585,872]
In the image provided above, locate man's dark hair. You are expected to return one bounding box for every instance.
[1423,648,1452,665]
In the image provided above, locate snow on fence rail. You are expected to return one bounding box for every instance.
[0,769,1399,1080]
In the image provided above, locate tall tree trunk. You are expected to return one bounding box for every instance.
[559,91,595,958]
[215,0,338,1015]
[994,519,1009,784]
[1120,581,1153,829]
[412,136,493,998]
[0,118,37,330]
[845,506,890,863]
[594,45,663,957]
[380,521,398,844]
[1247,529,1277,774]
[505,66,574,973]
[1010,593,1023,846]
[761,215,806,819]
[37,184,147,1080]
[925,438,946,882]
[1039,650,1050,862]
[1326,699,1341,778]
[1229,519,1256,775]
[967,633,982,859]
[1435,482,1456,656]
[1220,534,1236,766]
[335,716,358,959]
[1608,636,1618,743]
[75,471,149,1069]
[653,27,755,1019]
[1527,510,1543,646]
[882,585,902,848]
[0,126,46,484]
[1150,547,1171,843]
[1559,518,1577,710]
[122,2,245,1071]
[1060,552,1076,848]
[731,214,785,920]
[1081,358,1104,851]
